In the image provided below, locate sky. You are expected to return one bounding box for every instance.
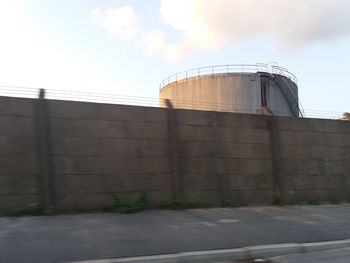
[0,0,350,114]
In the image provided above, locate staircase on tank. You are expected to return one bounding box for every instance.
[273,75,303,117]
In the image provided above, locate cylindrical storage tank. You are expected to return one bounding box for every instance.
[160,64,301,117]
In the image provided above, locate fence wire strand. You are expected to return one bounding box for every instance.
[0,86,346,120]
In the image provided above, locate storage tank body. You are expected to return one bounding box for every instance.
[159,65,300,117]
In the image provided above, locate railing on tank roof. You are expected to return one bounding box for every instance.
[159,63,298,89]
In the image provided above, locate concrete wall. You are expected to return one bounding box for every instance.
[49,100,172,212]
[0,97,41,213]
[276,117,350,203]
[1,95,350,214]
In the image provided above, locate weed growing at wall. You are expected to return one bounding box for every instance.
[1,209,43,217]
[307,197,321,205]
[274,191,297,206]
[172,199,189,210]
[221,198,234,207]
[113,194,146,214]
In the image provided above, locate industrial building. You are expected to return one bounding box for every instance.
[160,64,302,117]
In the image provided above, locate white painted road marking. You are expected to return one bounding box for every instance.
[218,219,240,223]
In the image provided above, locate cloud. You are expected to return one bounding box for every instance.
[91,6,140,41]
[141,30,193,62]
[92,0,350,62]
[157,0,350,60]
[141,30,167,57]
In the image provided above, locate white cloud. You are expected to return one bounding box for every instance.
[91,6,140,41]
[141,30,192,62]
[157,0,350,60]
[91,0,350,62]
[0,0,120,93]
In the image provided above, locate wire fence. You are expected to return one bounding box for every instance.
[0,85,347,120]
[160,63,298,89]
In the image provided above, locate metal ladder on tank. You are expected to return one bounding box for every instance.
[272,75,304,117]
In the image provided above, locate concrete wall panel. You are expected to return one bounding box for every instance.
[0,116,36,136]
[1,96,350,214]
[0,97,37,117]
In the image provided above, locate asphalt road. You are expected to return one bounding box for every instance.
[272,247,350,263]
[1,204,350,263]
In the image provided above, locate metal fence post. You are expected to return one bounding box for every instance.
[267,116,282,203]
[37,89,56,215]
[165,99,183,202]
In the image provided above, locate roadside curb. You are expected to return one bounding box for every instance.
[70,239,350,263]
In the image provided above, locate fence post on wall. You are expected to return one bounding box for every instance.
[37,89,56,215]
[344,113,350,121]
[165,99,183,202]
[268,116,282,203]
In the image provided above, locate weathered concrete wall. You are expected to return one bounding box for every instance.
[276,117,350,203]
[175,110,275,206]
[0,95,350,214]
[49,100,172,212]
[0,97,41,213]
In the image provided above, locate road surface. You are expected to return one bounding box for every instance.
[1,204,350,263]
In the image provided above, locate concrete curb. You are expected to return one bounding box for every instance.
[69,239,350,263]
